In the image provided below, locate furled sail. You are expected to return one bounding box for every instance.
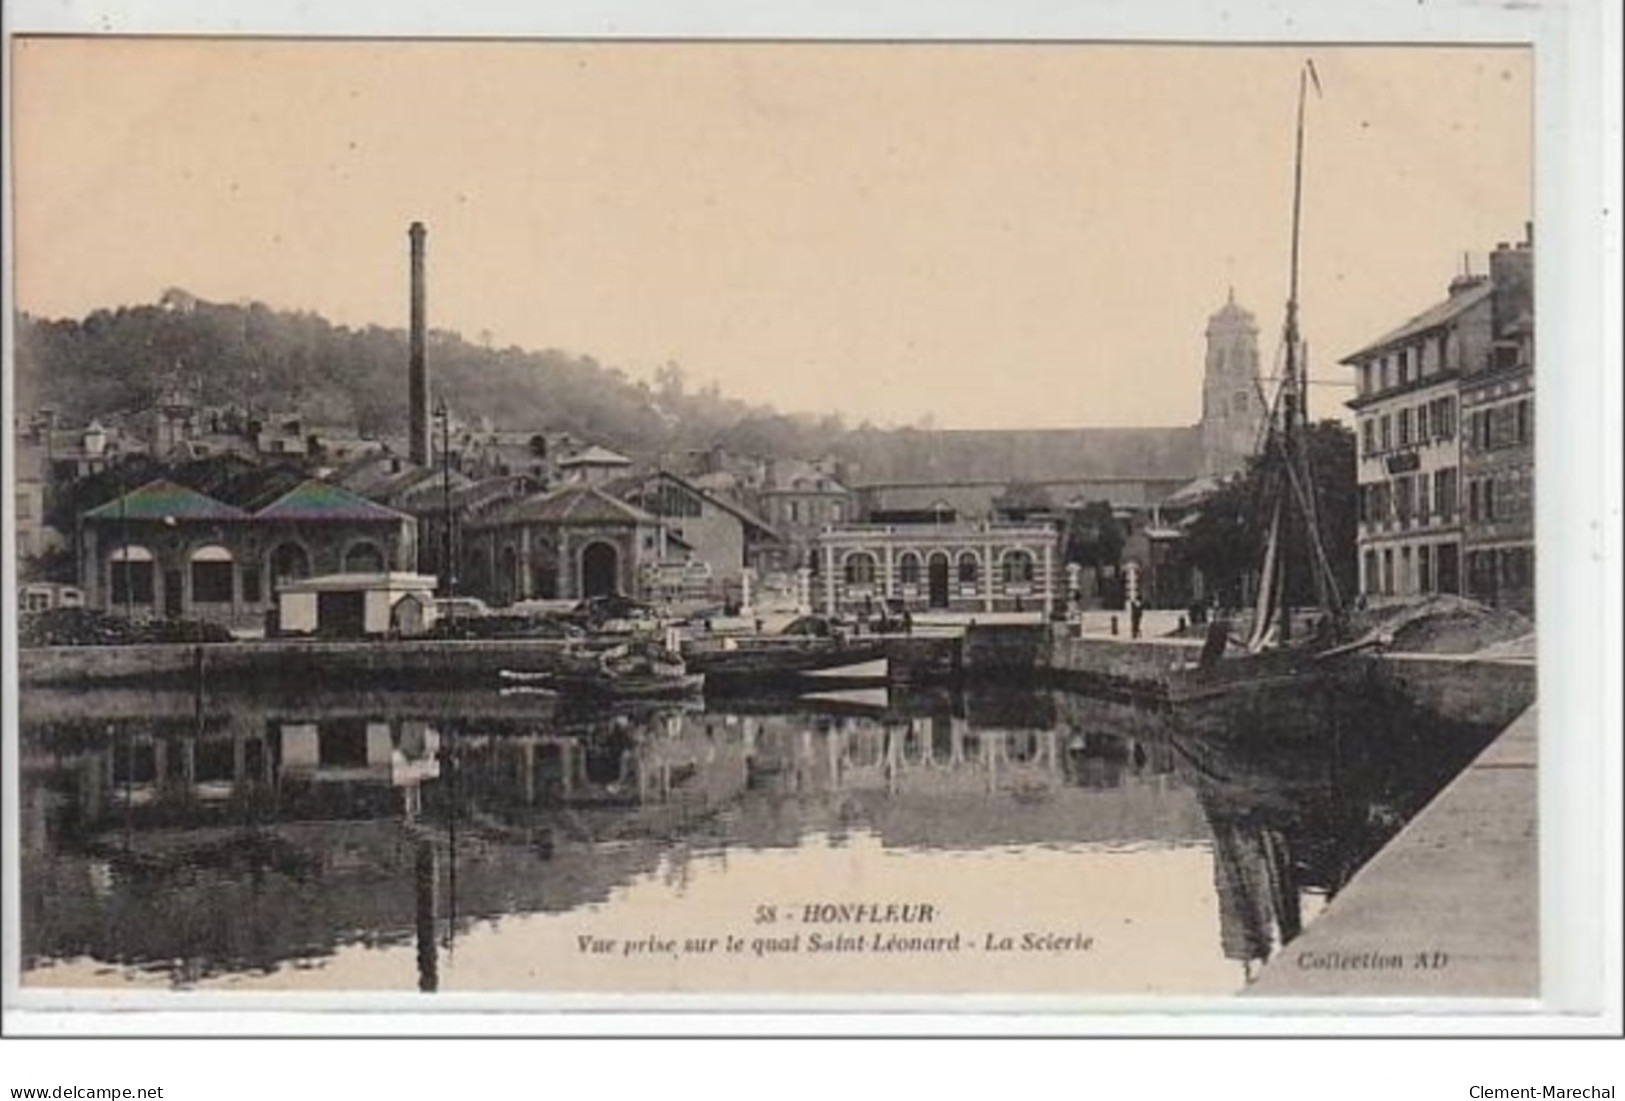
[1247,496,1284,653]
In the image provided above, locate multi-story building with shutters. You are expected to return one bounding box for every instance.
[1460,229,1536,616]
[1344,228,1533,607]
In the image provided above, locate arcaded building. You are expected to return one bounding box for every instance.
[816,521,1061,618]
[814,293,1269,614]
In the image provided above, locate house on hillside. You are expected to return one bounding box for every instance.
[556,445,633,487]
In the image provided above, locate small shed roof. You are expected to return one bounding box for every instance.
[557,445,632,468]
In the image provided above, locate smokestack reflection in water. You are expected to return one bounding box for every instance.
[414,838,438,993]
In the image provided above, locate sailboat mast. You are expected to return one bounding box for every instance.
[1277,65,1309,642]
[1287,63,1306,380]
[1285,59,1343,624]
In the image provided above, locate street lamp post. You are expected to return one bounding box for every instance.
[434,397,456,606]
[112,452,135,623]
[118,468,132,622]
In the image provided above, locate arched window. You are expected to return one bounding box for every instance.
[1002,549,1035,586]
[843,552,877,586]
[344,541,386,573]
[190,544,235,604]
[109,545,156,605]
[957,552,980,585]
[897,552,922,585]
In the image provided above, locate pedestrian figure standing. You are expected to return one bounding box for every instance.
[1130,597,1144,640]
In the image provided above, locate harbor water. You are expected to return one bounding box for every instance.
[17,678,1500,996]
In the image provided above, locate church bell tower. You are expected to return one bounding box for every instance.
[1200,289,1266,480]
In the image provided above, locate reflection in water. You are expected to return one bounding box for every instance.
[17,680,1496,993]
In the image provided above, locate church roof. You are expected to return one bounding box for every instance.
[843,426,1203,488]
[1206,289,1258,331]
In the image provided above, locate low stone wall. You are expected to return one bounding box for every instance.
[1041,633,1202,703]
[961,624,1049,677]
[18,639,582,690]
[881,635,962,684]
[19,633,967,693]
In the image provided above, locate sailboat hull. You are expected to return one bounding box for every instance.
[1165,647,1369,744]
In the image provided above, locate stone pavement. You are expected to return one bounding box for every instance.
[1246,704,1538,999]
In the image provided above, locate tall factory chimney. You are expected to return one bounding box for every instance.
[408,221,430,467]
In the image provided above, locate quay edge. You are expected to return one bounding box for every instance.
[1242,704,1540,998]
[15,625,1535,729]
[1039,629,1536,729]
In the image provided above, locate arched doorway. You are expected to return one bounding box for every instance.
[927,552,951,608]
[580,541,620,599]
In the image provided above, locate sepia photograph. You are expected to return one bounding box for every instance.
[1,24,1600,1026]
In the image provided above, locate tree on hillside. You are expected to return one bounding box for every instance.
[1182,420,1358,609]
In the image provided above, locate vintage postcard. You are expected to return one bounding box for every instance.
[1,25,1600,1025]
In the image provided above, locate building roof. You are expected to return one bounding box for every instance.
[176,459,306,512]
[1341,281,1494,363]
[1206,290,1259,332]
[604,469,781,541]
[254,480,411,523]
[557,445,632,468]
[84,479,248,522]
[476,484,658,528]
[390,468,479,511]
[330,453,442,505]
[859,475,1186,517]
[841,426,1203,487]
[1162,474,1228,508]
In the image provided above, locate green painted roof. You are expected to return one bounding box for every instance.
[254,480,409,522]
[84,479,247,522]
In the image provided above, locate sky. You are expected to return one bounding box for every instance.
[10,40,1532,430]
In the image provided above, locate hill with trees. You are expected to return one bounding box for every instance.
[12,291,853,462]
